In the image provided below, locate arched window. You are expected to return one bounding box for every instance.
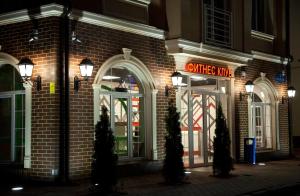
[99,66,145,158]
[93,52,157,161]
[0,64,25,163]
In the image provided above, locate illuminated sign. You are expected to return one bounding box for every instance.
[185,63,233,78]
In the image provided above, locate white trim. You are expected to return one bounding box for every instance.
[0,3,165,40]
[151,89,158,160]
[92,84,101,125]
[166,39,253,68]
[252,50,289,65]
[23,82,32,168]
[0,52,19,69]
[0,4,64,26]
[70,9,164,39]
[122,0,151,6]
[251,30,275,43]
[247,95,253,137]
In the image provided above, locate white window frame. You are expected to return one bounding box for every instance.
[93,50,157,161]
[248,77,280,152]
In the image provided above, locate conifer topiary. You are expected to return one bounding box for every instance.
[91,105,118,193]
[213,104,233,177]
[163,100,185,184]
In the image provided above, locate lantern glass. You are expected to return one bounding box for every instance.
[171,71,183,86]
[80,64,93,77]
[79,58,94,78]
[18,57,34,78]
[245,80,254,93]
[287,87,296,98]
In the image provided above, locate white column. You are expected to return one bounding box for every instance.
[23,82,32,168]
[275,101,280,150]
[93,84,101,125]
[229,78,235,158]
[151,89,158,160]
[247,95,253,137]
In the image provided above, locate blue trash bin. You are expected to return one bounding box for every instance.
[244,137,256,164]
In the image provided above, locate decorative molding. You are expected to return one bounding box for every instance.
[0,4,64,26]
[0,3,165,40]
[122,48,132,60]
[251,30,275,42]
[166,39,253,68]
[252,50,288,65]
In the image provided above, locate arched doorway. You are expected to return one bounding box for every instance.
[0,64,25,163]
[250,77,280,151]
[93,51,157,160]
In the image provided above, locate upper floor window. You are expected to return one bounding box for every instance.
[252,0,274,35]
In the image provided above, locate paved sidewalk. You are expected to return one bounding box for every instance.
[2,159,300,196]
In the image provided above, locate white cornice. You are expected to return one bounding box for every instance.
[123,0,151,7]
[70,9,164,39]
[251,50,288,65]
[165,39,253,67]
[0,3,165,40]
[251,30,275,42]
[0,4,64,26]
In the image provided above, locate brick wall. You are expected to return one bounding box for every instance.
[0,16,176,180]
[235,59,290,161]
[68,21,176,179]
[0,17,60,180]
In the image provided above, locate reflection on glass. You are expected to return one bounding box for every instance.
[15,94,25,162]
[180,90,189,166]
[192,93,204,165]
[101,67,141,93]
[132,96,145,157]
[114,98,128,157]
[206,94,216,163]
[0,98,12,161]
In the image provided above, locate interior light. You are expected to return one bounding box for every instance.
[190,75,206,81]
[11,186,23,191]
[102,75,121,80]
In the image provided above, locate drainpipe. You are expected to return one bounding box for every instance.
[285,0,293,157]
[58,1,71,183]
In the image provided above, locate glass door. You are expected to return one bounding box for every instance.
[99,92,145,159]
[112,96,129,157]
[180,90,218,167]
[205,94,217,163]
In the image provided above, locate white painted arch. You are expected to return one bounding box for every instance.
[93,52,158,160]
[0,52,32,168]
[248,76,280,151]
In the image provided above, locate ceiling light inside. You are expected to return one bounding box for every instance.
[190,75,206,81]
[102,75,121,80]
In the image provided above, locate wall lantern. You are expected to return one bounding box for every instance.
[282,86,296,103]
[165,71,183,97]
[18,57,41,91]
[240,80,254,101]
[74,58,94,92]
